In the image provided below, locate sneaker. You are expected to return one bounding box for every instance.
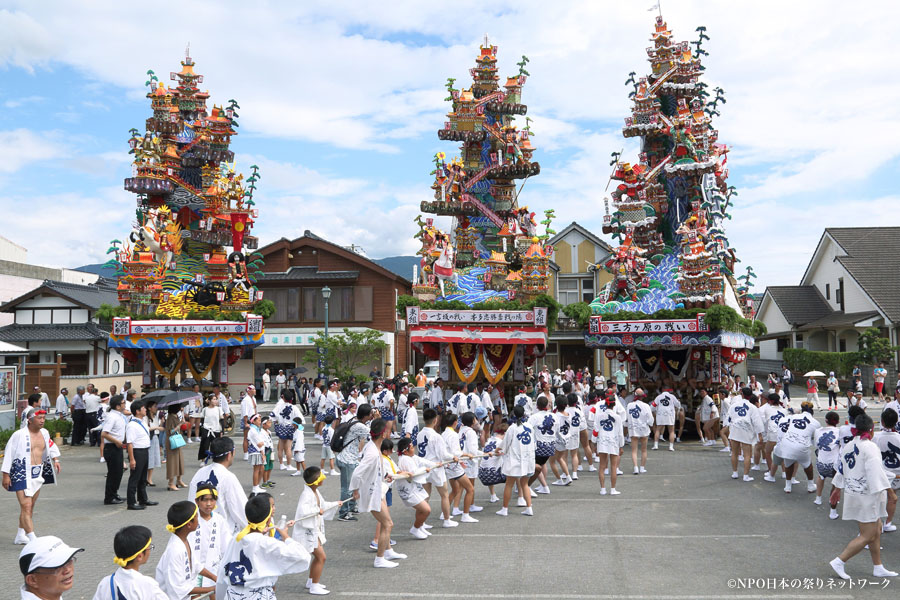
[719,447,731,453]
[668,445,675,452]
[460,513,479,523]
[489,494,500,503]
[599,488,608,496]
[610,488,621,495]
[306,578,313,589]
[830,509,840,520]
[807,482,817,493]
[368,541,378,550]
[576,464,584,471]
[764,473,776,483]
[13,532,28,545]
[551,479,567,486]
[873,565,899,577]
[588,464,597,472]
[634,466,640,475]
[743,475,754,482]
[374,557,398,569]
[652,442,658,450]
[829,557,849,580]
[517,497,527,507]
[451,507,463,516]
[675,437,681,443]
[309,582,330,595]
[784,483,792,494]
[384,549,407,560]
[329,470,339,476]
[100,457,106,463]
[639,466,647,474]
[337,514,358,522]
[521,507,534,516]
[731,471,739,479]
[571,473,579,480]
[885,523,898,533]
[791,478,800,485]
[750,464,760,471]
[604,468,609,475]
[814,496,823,505]
[410,527,428,540]
[291,471,304,477]
[529,487,537,498]
[536,486,550,494]
[422,523,433,529]
[468,504,484,513]
[616,468,623,475]
[285,464,297,471]
[442,519,459,528]
[280,463,288,470]
[495,507,508,516]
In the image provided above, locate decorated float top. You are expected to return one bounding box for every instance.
[591,16,756,320]
[412,38,555,306]
[104,50,267,380]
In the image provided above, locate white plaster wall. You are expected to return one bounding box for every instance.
[759,339,781,361]
[757,296,791,334]
[803,236,878,315]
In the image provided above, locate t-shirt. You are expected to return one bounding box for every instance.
[875,368,887,383]
[336,421,370,465]
[806,379,818,393]
[84,393,101,413]
[202,406,223,433]
[614,370,628,385]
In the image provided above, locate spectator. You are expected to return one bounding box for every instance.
[70,386,87,445]
[18,535,83,600]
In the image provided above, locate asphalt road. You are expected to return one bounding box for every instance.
[3,400,899,599]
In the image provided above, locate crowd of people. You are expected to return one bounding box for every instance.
[8,360,900,598]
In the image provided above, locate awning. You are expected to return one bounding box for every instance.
[409,325,547,345]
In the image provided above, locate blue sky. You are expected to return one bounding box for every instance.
[1,0,899,291]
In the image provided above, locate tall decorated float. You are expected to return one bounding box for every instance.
[105,51,269,390]
[584,17,764,399]
[401,39,557,390]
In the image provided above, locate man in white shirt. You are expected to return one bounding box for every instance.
[275,369,287,400]
[124,400,157,511]
[84,385,102,447]
[100,395,127,505]
[262,368,272,402]
[240,386,257,460]
[212,384,229,424]
[430,378,445,413]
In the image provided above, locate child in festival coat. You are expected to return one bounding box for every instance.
[293,466,342,595]
[291,416,308,477]
[93,525,167,599]
[396,437,436,538]
[217,493,311,599]
[156,501,216,599]
[479,424,506,503]
[189,483,228,588]
[497,405,536,516]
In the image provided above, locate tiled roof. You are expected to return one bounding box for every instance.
[257,266,359,281]
[0,323,109,342]
[827,227,900,322]
[798,310,880,331]
[1,279,118,312]
[765,286,832,326]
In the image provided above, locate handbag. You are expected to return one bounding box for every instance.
[169,432,186,450]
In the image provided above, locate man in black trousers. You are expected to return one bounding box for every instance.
[125,399,157,510]
[99,395,127,505]
[70,385,87,445]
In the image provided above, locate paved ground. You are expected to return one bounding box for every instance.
[3,400,899,599]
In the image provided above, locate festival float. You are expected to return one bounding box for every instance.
[105,50,268,389]
[402,39,555,387]
[584,16,764,392]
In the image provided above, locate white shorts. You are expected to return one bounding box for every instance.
[293,450,306,463]
[656,413,676,427]
[25,466,44,498]
[426,466,447,487]
[565,436,579,451]
[774,450,811,470]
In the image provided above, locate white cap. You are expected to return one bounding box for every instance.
[19,536,83,575]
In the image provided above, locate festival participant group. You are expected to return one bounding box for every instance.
[6,363,900,598]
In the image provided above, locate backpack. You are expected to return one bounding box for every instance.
[331,417,359,453]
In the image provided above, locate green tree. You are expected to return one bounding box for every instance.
[302,328,387,381]
[857,327,898,365]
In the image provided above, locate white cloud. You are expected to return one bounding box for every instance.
[0,129,63,173]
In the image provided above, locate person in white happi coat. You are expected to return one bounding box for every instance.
[190,483,228,588]
[156,501,215,599]
[188,437,249,535]
[725,388,765,483]
[770,402,821,494]
[240,386,257,461]
[829,413,899,580]
[273,394,302,470]
[402,392,421,446]
[593,396,625,495]
[293,466,342,595]
[440,413,478,523]
[93,525,167,600]
[216,493,311,599]
[514,385,535,418]
[417,409,460,529]
[497,405,536,516]
[429,378,445,413]
[3,408,60,545]
[760,393,789,474]
[626,389,654,474]
[395,437,437,539]
[455,412,483,519]
[445,383,466,415]
[527,396,557,494]
[350,418,407,568]
[652,389,681,451]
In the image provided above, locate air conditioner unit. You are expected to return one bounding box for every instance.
[396,320,406,332]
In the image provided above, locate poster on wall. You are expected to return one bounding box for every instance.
[0,366,17,406]
[514,345,525,381]
[439,343,450,381]
[710,346,722,384]
[219,348,229,384]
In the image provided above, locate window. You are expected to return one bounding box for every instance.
[558,279,579,306]
[303,288,324,321]
[777,338,789,352]
[839,338,847,353]
[260,288,300,323]
[581,278,594,303]
[825,283,830,300]
[303,287,354,321]
[837,278,844,312]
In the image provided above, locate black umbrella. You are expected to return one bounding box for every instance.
[141,390,203,409]
[180,378,214,389]
[289,367,308,376]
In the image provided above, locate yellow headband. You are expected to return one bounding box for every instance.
[236,506,274,541]
[306,472,326,487]
[114,537,152,567]
[165,505,198,533]
[196,488,218,500]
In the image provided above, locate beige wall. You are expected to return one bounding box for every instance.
[554,243,572,273]
[577,240,594,274]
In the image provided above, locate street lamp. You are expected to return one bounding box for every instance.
[321,286,332,340]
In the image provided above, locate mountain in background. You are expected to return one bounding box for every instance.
[77,255,419,283]
[373,256,418,280]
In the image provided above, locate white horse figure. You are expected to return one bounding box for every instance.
[130,221,172,268]
[432,243,457,297]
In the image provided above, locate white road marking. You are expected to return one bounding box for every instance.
[338,593,851,599]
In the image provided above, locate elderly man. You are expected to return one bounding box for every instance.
[18,535,83,600]
[70,386,87,445]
